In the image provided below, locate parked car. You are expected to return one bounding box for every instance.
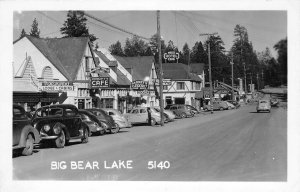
[153,107,176,122]
[151,107,170,123]
[224,101,235,110]
[226,100,240,108]
[185,105,200,114]
[168,104,193,118]
[86,108,120,134]
[203,101,229,111]
[78,109,106,136]
[257,99,271,113]
[32,104,89,148]
[13,104,40,156]
[102,108,132,128]
[125,107,162,126]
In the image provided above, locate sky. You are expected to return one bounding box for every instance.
[13,10,286,58]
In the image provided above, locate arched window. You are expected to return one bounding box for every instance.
[42,66,53,79]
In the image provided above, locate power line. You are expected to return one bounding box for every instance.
[84,12,151,41]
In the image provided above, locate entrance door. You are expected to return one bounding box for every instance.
[166,96,172,105]
[78,99,85,109]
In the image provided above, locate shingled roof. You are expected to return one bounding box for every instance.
[162,63,202,82]
[113,55,154,81]
[25,35,91,81]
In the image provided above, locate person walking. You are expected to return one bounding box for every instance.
[147,107,152,126]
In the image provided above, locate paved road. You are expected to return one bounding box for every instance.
[13,104,287,181]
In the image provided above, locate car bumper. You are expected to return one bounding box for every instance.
[116,121,132,128]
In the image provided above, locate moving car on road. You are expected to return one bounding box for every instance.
[153,107,176,122]
[102,108,132,128]
[168,104,193,118]
[125,107,162,126]
[13,104,40,156]
[86,108,120,134]
[32,104,89,148]
[203,101,229,111]
[257,99,271,113]
[78,109,106,136]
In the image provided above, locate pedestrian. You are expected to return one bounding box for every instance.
[147,107,152,126]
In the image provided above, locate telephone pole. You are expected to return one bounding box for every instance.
[199,32,218,114]
[157,11,164,126]
[230,52,234,100]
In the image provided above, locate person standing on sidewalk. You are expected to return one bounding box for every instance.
[147,107,152,126]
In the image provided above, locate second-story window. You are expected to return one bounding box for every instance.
[176,82,185,90]
[41,66,53,79]
[196,82,201,90]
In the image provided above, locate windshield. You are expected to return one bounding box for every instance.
[36,107,63,117]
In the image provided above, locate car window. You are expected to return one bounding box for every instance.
[36,108,63,117]
[108,111,114,116]
[140,109,147,113]
[80,113,90,121]
[131,109,139,114]
[13,106,26,119]
[65,108,76,117]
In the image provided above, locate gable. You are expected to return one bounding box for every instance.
[21,56,37,79]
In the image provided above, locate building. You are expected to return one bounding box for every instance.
[161,63,204,110]
[13,35,104,111]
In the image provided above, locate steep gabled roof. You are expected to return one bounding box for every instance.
[162,63,202,82]
[26,35,90,81]
[113,55,154,81]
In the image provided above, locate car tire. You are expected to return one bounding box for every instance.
[181,113,187,118]
[81,127,89,143]
[204,108,208,112]
[110,123,120,134]
[22,134,34,156]
[228,106,232,110]
[151,118,156,126]
[55,130,66,148]
[220,107,224,111]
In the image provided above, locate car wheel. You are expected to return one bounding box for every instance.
[181,113,187,118]
[204,108,208,112]
[55,130,66,148]
[228,106,232,110]
[110,123,120,134]
[81,127,89,143]
[191,112,195,117]
[220,107,224,111]
[22,134,34,156]
[151,118,157,126]
[268,110,271,113]
[99,130,105,135]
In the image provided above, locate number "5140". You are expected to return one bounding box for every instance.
[147,161,170,170]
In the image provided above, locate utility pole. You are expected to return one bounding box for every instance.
[261,70,264,89]
[230,52,234,100]
[243,62,247,94]
[257,73,260,91]
[157,10,164,126]
[200,32,218,114]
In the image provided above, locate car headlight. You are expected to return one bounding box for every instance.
[53,123,61,134]
[43,124,51,132]
[100,122,108,128]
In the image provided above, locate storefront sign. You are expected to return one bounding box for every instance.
[154,79,172,86]
[90,77,110,88]
[137,90,154,96]
[39,81,74,92]
[163,51,179,62]
[131,80,149,90]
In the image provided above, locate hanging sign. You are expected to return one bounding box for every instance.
[90,77,110,88]
[39,81,74,92]
[163,51,180,62]
[131,80,149,90]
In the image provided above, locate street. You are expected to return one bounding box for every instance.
[13,104,287,181]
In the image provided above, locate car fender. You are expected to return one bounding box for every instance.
[18,125,40,147]
[54,122,70,140]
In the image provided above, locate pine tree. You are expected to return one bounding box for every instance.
[20,28,27,38]
[29,18,40,38]
[60,11,97,45]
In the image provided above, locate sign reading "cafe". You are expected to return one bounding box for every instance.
[90,77,110,88]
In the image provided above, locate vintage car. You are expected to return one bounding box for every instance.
[32,104,89,148]
[185,105,200,115]
[125,107,162,126]
[257,99,271,113]
[86,108,119,134]
[78,109,106,136]
[102,108,132,128]
[226,100,241,108]
[224,101,235,109]
[203,101,229,111]
[152,107,176,122]
[168,105,193,118]
[13,104,40,156]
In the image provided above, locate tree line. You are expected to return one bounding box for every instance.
[19,11,287,88]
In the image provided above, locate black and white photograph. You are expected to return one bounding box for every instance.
[1,0,300,192]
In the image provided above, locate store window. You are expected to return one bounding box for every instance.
[163,85,168,90]
[196,82,201,90]
[176,82,185,90]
